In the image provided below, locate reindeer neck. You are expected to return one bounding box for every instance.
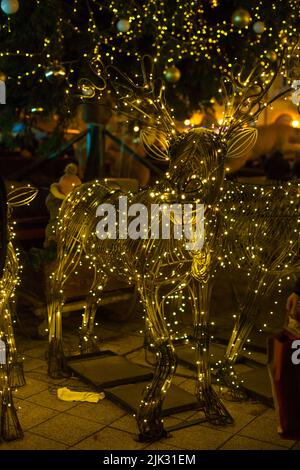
[165,158,225,205]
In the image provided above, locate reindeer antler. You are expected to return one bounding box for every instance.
[107,56,176,135]
[220,47,292,137]
[104,56,177,161]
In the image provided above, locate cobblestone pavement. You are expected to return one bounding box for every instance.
[1,308,298,451]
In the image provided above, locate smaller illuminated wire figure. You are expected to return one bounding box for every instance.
[0,180,37,441]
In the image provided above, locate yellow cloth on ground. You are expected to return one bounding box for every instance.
[57,387,105,403]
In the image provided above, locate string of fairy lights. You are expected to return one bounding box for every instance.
[0,0,299,113]
[43,49,300,438]
[0,1,299,435]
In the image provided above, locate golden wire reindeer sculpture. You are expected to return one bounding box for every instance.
[0,180,37,441]
[47,56,293,441]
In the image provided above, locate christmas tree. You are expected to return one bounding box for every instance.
[0,0,299,127]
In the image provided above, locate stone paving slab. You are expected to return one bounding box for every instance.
[238,415,296,449]
[26,389,79,412]
[66,400,127,426]
[0,432,68,450]
[13,377,49,399]
[23,357,47,372]
[14,400,59,430]
[71,427,147,450]
[29,413,105,446]
[161,423,233,450]
[4,315,297,450]
[220,435,288,450]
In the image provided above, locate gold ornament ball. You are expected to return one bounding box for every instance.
[266,51,277,63]
[164,65,181,84]
[45,64,66,83]
[30,107,44,114]
[81,84,95,97]
[0,71,7,81]
[231,8,252,28]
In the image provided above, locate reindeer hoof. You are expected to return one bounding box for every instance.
[138,428,168,443]
[215,361,247,401]
[79,335,100,355]
[199,386,234,426]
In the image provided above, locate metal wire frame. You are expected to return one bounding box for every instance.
[0,186,37,442]
[215,181,300,388]
[47,53,299,441]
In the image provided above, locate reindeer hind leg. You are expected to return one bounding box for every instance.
[189,280,233,425]
[136,283,177,442]
[79,268,108,354]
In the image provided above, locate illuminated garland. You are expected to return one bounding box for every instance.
[45,55,299,441]
[0,0,299,118]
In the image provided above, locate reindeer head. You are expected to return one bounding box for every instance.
[92,55,292,205]
[166,128,225,204]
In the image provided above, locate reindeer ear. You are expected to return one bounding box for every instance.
[8,186,38,207]
[140,127,170,161]
[227,127,257,159]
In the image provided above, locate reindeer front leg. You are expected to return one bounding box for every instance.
[0,337,23,441]
[0,243,25,388]
[188,279,233,425]
[137,282,177,442]
[79,268,108,354]
[1,302,26,388]
[47,276,67,379]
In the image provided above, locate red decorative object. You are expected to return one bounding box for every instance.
[268,329,300,440]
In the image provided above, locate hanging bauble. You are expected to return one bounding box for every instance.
[164,65,181,83]
[44,63,66,83]
[0,71,7,82]
[231,8,251,28]
[1,0,19,14]
[30,107,44,114]
[81,84,95,98]
[246,84,263,96]
[253,21,266,34]
[266,50,277,63]
[116,19,130,32]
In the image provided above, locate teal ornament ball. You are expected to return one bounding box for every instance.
[45,64,66,84]
[266,50,277,63]
[1,0,19,14]
[231,8,252,28]
[164,65,181,84]
[117,19,130,32]
[253,21,266,34]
